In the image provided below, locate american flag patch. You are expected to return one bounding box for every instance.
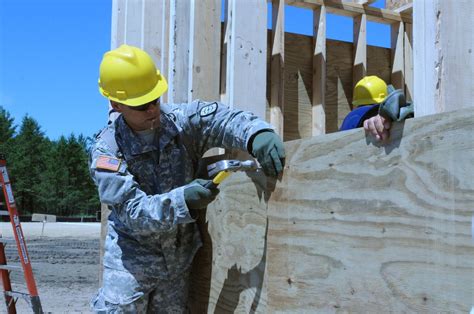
[96,155,121,171]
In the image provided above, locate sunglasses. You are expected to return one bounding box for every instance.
[129,98,160,112]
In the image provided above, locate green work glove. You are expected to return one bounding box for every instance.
[250,131,286,177]
[184,179,220,210]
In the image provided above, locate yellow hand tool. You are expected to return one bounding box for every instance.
[205,159,259,189]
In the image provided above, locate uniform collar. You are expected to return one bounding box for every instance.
[115,112,180,156]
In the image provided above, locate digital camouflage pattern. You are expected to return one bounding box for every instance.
[89,100,272,312]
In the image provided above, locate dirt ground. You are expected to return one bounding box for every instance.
[0,222,101,313]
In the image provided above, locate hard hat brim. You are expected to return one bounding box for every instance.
[100,71,168,106]
[353,96,385,107]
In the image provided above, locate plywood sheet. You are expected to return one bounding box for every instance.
[192,169,270,313]
[267,107,474,312]
[194,107,474,312]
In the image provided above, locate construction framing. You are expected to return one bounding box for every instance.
[104,0,474,312]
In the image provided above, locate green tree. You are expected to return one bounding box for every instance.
[44,134,99,217]
[0,106,16,156]
[41,136,68,215]
[8,116,50,214]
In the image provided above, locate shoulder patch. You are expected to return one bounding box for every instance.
[199,102,218,117]
[166,112,177,122]
[96,155,121,172]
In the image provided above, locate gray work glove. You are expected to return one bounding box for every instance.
[379,89,414,122]
[184,179,220,210]
[250,131,286,177]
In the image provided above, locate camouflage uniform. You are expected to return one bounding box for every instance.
[89,100,272,313]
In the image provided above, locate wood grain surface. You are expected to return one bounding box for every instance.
[191,107,474,313]
[267,107,474,312]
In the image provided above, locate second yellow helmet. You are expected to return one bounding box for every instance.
[98,45,168,106]
[352,76,387,107]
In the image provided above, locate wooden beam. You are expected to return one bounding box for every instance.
[167,0,191,103]
[403,22,413,102]
[190,0,221,101]
[414,0,474,117]
[390,21,404,89]
[394,2,413,14]
[110,0,125,49]
[286,0,412,24]
[343,0,376,4]
[223,0,267,119]
[386,0,412,11]
[312,5,326,136]
[353,13,367,92]
[270,0,285,136]
[160,0,170,103]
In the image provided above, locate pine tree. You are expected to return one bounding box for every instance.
[0,106,16,156]
[9,116,49,215]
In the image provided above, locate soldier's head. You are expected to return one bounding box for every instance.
[98,45,167,131]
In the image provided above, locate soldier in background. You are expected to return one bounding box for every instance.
[340,75,414,142]
[89,45,285,313]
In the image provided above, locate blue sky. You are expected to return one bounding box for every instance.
[0,0,388,141]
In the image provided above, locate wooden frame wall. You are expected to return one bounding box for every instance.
[108,0,413,136]
[284,0,413,138]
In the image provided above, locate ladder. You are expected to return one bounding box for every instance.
[0,154,43,314]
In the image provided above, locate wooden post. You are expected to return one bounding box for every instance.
[167,0,190,104]
[403,22,413,102]
[353,14,367,91]
[223,0,267,118]
[190,0,221,101]
[391,21,405,89]
[312,5,326,136]
[270,0,285,136]
[413,0,474,116]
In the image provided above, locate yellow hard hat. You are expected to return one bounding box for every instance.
[98,45,168,106]
[352,76,387,107]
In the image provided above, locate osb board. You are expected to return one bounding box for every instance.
[325,40,354,134]
[267,107,474,312]
[283,33,313,140]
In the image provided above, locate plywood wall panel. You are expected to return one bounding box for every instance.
[367,44,391,83]
[267,106,474,312]
[198,172,270,313]
[197,107,474,313]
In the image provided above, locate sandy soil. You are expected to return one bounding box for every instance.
[0,222,101,313]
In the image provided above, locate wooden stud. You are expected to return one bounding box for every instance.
[312,5,326,136]
[123,0,143,48]
[271,0,285,136]
[390,21,404,90]
[223,0,267,118]
[191,0,221,102]
[159,0,170,103]
[167,0,191,104]
[353,13,367,95]
[110,0,126,49]
[287,0,412,24]
[403,22,413,102]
